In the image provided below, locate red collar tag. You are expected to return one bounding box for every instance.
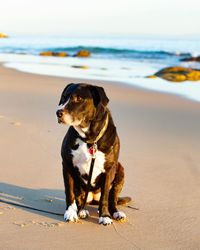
[89,143,97,159]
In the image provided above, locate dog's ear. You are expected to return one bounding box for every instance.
[61,83,76,96]
[89,85,109,107]
[59,83,77,105]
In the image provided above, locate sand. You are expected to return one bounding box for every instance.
[0,64,200,250]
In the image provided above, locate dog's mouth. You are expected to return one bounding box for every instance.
[57,116,68,124]
[56,109,68,124]
[57,118,63,124]
[56,109,82,126]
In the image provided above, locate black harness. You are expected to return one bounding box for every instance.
[80,143,97,210]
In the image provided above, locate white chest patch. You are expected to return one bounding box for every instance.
[71,138,105,186]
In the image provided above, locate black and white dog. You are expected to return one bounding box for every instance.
[56,83,130,225]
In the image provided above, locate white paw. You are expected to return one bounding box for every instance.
[78,209,90,219]
[99,216,113,226]
[64,209,78,222]
[113,211,126,221]
[64,201,78,222]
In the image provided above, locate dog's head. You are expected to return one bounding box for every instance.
[56,83,109,126]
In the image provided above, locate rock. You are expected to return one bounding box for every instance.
[56,52,69,57]
[74,50,91,57]
[39,51,68,57]
[40,50,91,57]
[147,75,157,79]
[181,56,200,62]
[159,73,186,82]
[0,33,8,38]
[71,65,89,69]
[40,51,53,56]
[148,66,200,82]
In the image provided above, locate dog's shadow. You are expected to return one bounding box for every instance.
[0,182,99,224]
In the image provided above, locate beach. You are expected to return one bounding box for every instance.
[0,64,200,249]
[1,35,200,103]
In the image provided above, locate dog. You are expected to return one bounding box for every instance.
[56,83,130,225]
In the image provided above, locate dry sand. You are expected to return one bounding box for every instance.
[0,64,200,250]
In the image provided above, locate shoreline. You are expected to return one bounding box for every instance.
[1,59,200,106]
[1,64,200,249]
[1,51,200,104]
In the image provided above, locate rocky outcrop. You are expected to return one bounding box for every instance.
[39,50,91,58]
[0,33,8,38]
[39,51,69,57]
[181,56,200,62]
[74,50,91,57]
[147,66,200,82]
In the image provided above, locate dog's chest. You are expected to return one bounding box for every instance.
[71,138,105,186]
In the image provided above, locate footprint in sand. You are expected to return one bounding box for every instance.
[0,205,16,211]
[13,220,64,228]
[0,205,16,216]
[0,115,21,127]
[42,197,54,203]
[11,121,21,126]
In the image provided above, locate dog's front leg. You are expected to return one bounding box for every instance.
[99,169,114,225]
[62,164,78,222]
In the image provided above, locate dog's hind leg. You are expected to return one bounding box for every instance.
[98,168,115,225]
[108,162,127,221]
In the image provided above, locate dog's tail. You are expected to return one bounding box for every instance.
[117,196,131,205]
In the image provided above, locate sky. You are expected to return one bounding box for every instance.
[0,0,199,37]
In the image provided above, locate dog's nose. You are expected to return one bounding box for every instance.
[56,109,64,118]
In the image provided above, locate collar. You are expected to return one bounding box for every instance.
[76,114,109,145]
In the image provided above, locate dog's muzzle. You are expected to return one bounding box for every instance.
[56,109,64,123]
[56,109,64,118]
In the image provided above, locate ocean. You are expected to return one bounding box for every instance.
[0,35,200,102]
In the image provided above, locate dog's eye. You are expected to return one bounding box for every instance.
[73,95,83,103]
